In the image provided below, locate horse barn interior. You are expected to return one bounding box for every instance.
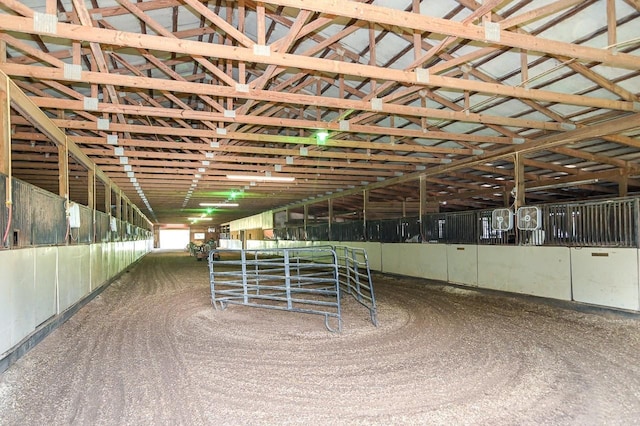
[1,0,640,423]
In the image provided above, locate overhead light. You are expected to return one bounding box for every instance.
[226,174,295,182]
[187,217,213,221]
[199,202,239,207]
[316,130,329,144]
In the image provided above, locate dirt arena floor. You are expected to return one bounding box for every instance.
[1,251,640,425]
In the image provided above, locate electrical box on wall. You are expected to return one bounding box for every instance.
[69,203,81,228]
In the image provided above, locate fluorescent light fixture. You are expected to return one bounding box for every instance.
[226,174,294,182]
[187,217,212,221]
[199,203,239,207]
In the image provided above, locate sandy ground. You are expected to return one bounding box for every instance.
[1,251,640,425]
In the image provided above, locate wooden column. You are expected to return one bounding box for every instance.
[88,167,95,211]
[328,198,333,240]
[58,140,69,201]
[115,190,122,220]
[88,166,95,242]
[363,189,369,238]
[419,175,427,219]
[303,204,308,239]
[0,75,9,177]
[619,171,628,197]
[514,153,525,208]
[105,182,111,216]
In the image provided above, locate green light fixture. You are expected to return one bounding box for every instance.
[316,130,329,145]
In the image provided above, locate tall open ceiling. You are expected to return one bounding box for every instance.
[0,0,639,225]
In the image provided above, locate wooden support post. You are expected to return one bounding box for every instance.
[363,189,369,238]
[419,175,427,219]
[88,166,95,241]
[514,153,525,208]
[116,190,122,220]
[88,167,95,211]
[0,72,10,177]
[303,204,308,239]
[105,182,111,216]
[327,198,333,240]
[619,171,628,197]
[58,141,69,201]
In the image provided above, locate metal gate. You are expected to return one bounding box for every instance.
[208,246,378,332]
[333,246,378,326]
[209,247,342,331]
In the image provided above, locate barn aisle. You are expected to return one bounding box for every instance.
[1,251,639,425]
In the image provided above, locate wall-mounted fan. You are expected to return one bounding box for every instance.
[491,208,513,231]
[517,206,542,230]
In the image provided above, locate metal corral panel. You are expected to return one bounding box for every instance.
[571,248,640,311]
[34,246,58,325]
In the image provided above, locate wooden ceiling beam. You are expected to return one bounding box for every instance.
[0,16,635,112]
[0,63,566,132]
[264,0,639,70]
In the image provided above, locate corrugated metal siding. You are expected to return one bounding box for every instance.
[11,179,32,247]
[31,186,65,245]
[95,211,110,242]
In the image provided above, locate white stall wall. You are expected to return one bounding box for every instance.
[446,245,478,286]
[0,249,35,354]
[381,243,448,281]
[478,246,571,300]
[34,247,57,325]
[0,239,152,359]
[571,248,639,311]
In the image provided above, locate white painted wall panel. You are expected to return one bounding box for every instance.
[109,242,117,279]
[381,243,448,281]
[571,248,639,311]
[0,249,36,354]
[90,244,103,291]
[246,240,278,250]
[478,246,571,300]
[34,247,57,325]
[58,245,91,312]
[1,240,151,359]
[446,244,478,286]
[338,242,382,271]
[101,242,110,284]
[219,239,242,249]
